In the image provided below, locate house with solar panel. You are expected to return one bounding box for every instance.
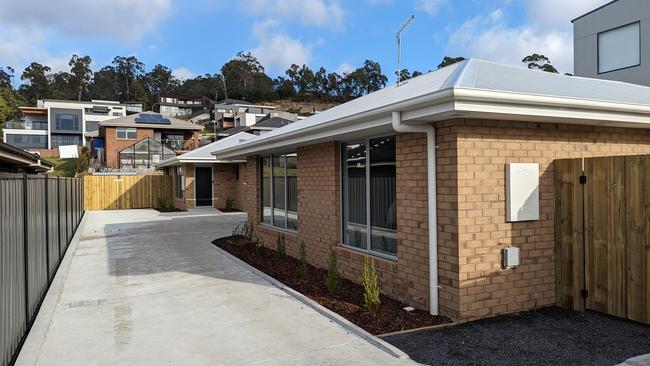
[95,112,202,170]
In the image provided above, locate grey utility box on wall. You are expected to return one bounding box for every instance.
[502,247,520,269]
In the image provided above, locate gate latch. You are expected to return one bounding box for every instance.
[581,288,589,298]
[579,175,587,184]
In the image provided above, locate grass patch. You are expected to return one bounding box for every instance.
[46,157,78,177]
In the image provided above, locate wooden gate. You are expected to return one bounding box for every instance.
[83,175,173,211]
[555,155,650,324]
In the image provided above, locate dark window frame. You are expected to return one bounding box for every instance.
[341,135,398,260]
[597,21,642,75]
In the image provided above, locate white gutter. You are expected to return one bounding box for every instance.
[391,111,438,316]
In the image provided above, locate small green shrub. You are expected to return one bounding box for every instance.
[242,219,253,241]
[255,237,264,255]
[298,240,307,277]
[276,233,286,262]
[75,147,90,173]
[157,197,172,210]
[225,198,234,210]
[363,257,381,312]
[231,224,240,237]
[325,247,340,294]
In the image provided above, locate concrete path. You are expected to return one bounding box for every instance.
[16,209,415,366]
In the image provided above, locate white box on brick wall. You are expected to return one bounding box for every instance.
[506,163,539,222]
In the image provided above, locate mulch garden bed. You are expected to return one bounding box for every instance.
[212,236,451,335]
[154,207,186,213]
[217,208,243,213]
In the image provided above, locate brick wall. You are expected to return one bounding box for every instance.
[240,138,444,310]
[213,163,243,210]
[103,126,154,168]
[450,119,650,321]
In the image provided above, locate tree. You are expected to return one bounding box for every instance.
[221,52,273,102]
[20,62,51,103]
[286,64,316,100]
[112,56,145,101]
[522,54,559,73]
[396,68,411,81]
[68,55,92,101]
[90,66,119,101]
[0,66,14,88]
[273,76,296,100]
[143,64,178,98]
[437,56,466,69]
[0,86,26,125]
[47,71,75,100]
[354,60,388,95]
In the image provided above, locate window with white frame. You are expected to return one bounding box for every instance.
[598,22,641,74]
[342,136,397,257]
[261,153,298,230]
[116,127,137,139]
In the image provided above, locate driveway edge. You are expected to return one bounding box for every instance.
[14,213,90,366]
[213,246,412,360]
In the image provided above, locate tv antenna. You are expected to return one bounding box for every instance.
[396,15,415,86]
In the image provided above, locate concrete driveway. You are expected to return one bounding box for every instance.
[16,209,414,366]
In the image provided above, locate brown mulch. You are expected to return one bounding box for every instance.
[154,207,185,213]
[217,208,243,213]
[213,236,451,335]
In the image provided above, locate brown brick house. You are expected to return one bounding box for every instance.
[157,132,256,210]
[97,112,202,169]
[211,59,650,322]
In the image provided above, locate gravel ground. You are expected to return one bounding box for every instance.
[383,306,650,366]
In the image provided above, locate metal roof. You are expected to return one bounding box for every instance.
[157,132,257,167]
[99,112,202,130]
[213,58,650,159]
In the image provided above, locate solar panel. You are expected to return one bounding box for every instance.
[134,114,171,125]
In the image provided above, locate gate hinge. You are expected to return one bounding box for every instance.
[579,175,587,185]
[581,288,589,298]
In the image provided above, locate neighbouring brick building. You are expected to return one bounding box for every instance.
[157,132,256,210]
[96,112,202,170]
[211,59,650,322]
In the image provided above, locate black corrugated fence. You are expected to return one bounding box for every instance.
[0,174,84,366]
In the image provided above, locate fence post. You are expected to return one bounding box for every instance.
[44,175,50,284]
[57,176,62,259]
[65,179,69,246]
[22,173,29,322]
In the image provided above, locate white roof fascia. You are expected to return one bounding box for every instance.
[213,89,456,159]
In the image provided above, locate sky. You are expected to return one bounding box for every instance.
[0,0,611,84]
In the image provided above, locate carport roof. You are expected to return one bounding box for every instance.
[157,132,257,168]
[212,58,650,159]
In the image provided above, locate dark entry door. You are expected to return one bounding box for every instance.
[195,167,212,206]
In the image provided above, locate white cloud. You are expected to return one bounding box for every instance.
[250,20,312,73]
[445,1,610,73]
[336,62,354,75]
[0,27,74,76]
[417,0,448,16]
[0,0,171,43]
[172,67,195,81]
[241,0,344,28]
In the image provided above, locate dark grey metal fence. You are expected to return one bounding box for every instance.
[0,174,84,366]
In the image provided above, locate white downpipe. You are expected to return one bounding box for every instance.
[392,111,438,316]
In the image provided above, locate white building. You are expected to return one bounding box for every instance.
[2,99,131,151]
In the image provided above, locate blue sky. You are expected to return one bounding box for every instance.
[0,0,609,84]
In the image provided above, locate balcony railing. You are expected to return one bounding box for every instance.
[4,121,48,130]
[160,139,199,151]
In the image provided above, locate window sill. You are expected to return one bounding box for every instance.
[338,243,398,263]
[257,223,298,237]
